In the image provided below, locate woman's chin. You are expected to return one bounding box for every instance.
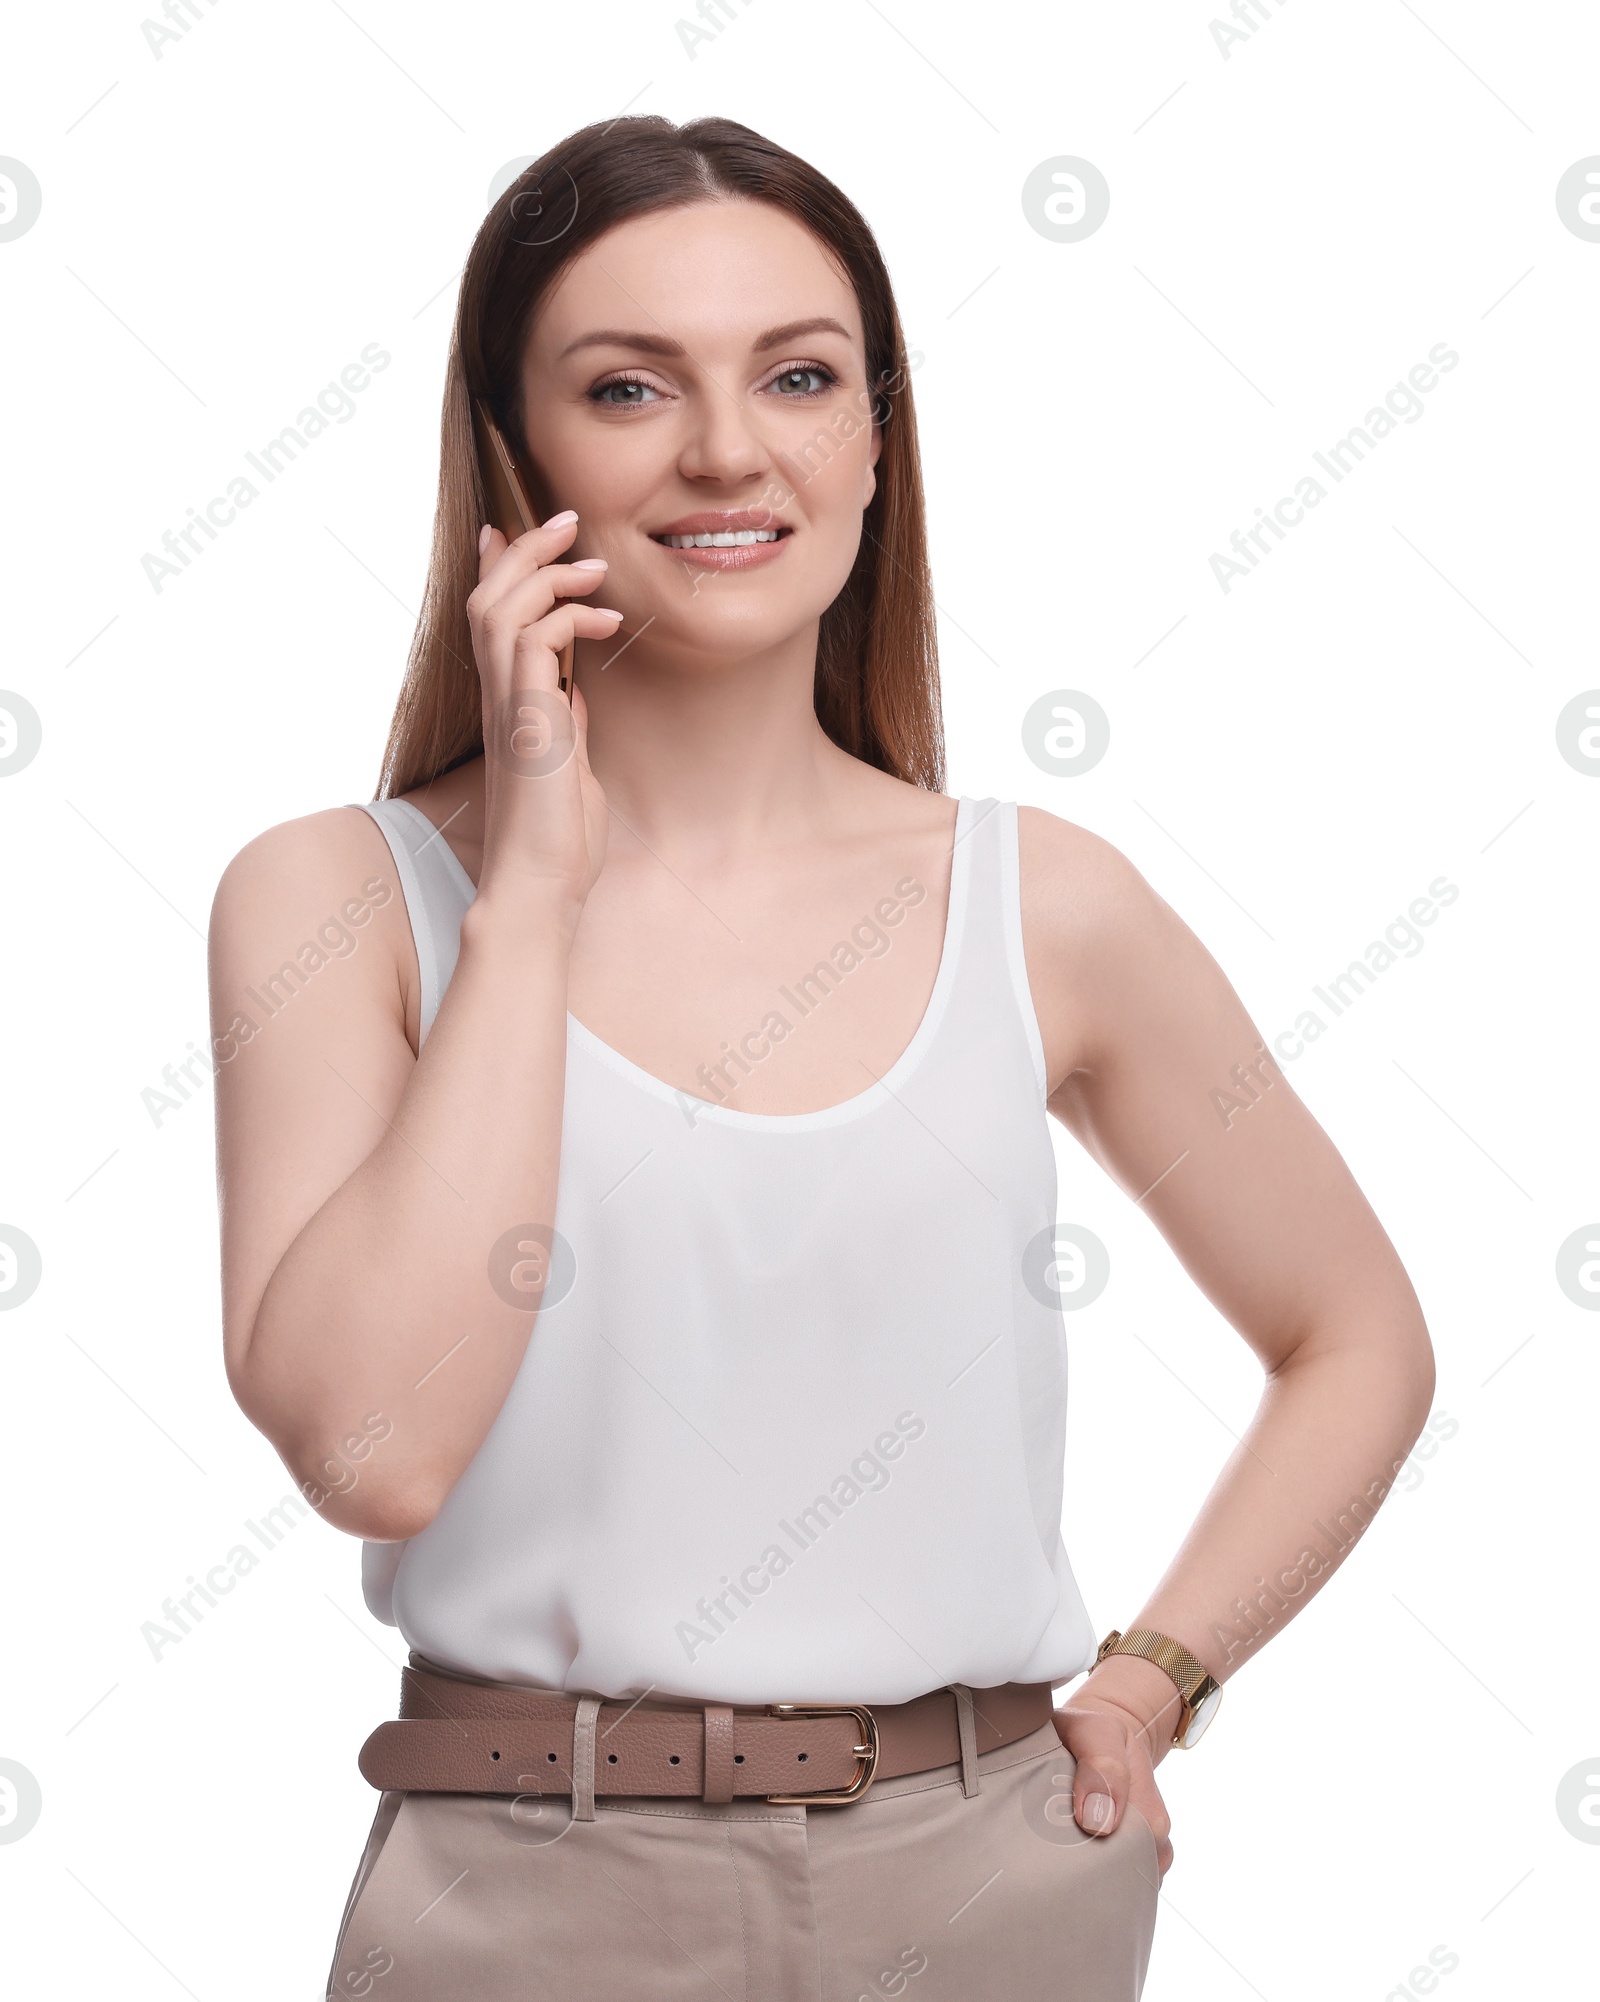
[582,601,821,674]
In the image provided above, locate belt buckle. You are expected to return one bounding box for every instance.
[764,1703,880,1805]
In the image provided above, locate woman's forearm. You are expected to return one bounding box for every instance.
[1075,1314,1436,1762]
[233,893,579,1539]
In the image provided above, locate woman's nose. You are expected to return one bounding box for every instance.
[677,390,770,485]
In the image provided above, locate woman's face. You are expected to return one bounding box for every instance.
[518,198,882,668]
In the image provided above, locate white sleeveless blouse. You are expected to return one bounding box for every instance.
[355,794,1097,1704]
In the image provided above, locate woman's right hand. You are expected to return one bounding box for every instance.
[467,509,623,918]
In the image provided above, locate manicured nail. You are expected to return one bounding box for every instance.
[572,557,608,570]
[544,509,578,530]
[594,607,624,619]
[478,524,492,554]
[1084,1793,1114,1831]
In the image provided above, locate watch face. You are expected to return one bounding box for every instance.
[1180,1683,1223,1748]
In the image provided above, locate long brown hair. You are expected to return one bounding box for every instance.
[378,115,944,798]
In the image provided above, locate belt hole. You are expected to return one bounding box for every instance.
[490,1751,501,1761]
[798,1752,808,1763]
[547,1752,557,1763]
[734,1754,744,1765]
[607,1754,618,1764]
[669,1755,680,1765]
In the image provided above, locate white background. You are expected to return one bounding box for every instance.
[2,0,1597,1995]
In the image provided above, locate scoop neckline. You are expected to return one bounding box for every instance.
[390,793,976,1133]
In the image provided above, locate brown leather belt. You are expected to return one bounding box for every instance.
[360,1658,1056,1806]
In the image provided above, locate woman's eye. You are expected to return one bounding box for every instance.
[591,379,662,406]
[768,366,832,396]
[590,366,833,405]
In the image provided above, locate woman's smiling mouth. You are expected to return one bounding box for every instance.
[650,512,793,569]
[660,529,781,548]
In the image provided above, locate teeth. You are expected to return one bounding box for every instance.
[659,529,781,548]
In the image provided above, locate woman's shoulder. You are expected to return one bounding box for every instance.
[1016,804,1182,970]
[842,770,1164,940]
[208,800,419,1052]
[1016,801,1128,878]
[209,802,401,947]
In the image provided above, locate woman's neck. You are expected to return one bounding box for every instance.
[572,621,859,856]
[407,622,894,887]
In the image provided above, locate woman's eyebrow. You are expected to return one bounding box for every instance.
[557,315,856,363]
[751,315,854,352]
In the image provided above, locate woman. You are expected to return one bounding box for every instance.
[210,117,1435,2001]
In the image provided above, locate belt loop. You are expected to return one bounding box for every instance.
[703,1703,735,1804]
[571,1695,603,1821]
[950,1684,980,1798]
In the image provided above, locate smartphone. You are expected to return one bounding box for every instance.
[471,397,574,695]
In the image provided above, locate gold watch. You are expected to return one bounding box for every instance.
[1095,1628,1223,1749]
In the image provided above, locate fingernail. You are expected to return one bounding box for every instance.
[572,557,608,570]
[594,607,624,619]
[544,509,578,530]
[478,524,492,554]
[1084,1793,1114,1831]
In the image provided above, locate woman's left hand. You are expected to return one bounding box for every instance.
[1052,1691,1175,1877]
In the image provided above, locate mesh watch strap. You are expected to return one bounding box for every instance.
[1098,1627,1210,1701]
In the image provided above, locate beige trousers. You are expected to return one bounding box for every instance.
[325,1719,1159,2001]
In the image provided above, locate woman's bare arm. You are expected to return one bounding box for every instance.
[1020,807,1436,1860]
[211,515,621,1540]
[211,807,578,1540]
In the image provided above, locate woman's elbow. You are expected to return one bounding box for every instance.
[291,1461,448,1542]
[318,1483,444,1542]
[1404,1315,1438,1432]
[228,1379,448,1542]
